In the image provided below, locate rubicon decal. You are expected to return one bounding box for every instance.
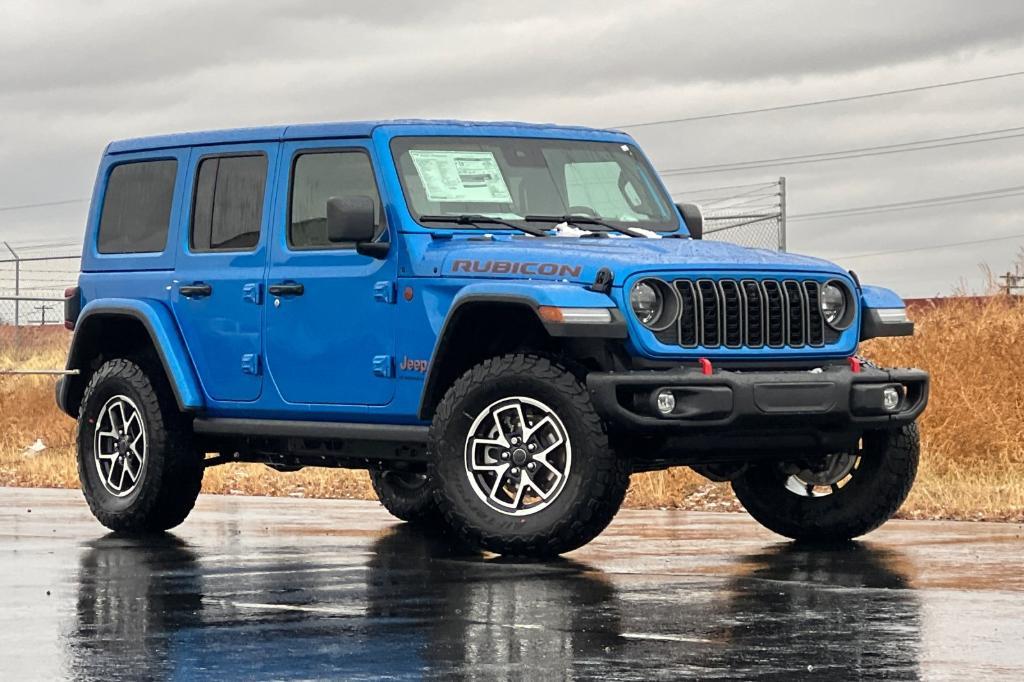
[451,259,583,278]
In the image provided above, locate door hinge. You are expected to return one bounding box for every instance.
[241,353,262,376]
[373,280,396,304]
[242,282,263,305]
[372,354,394,378]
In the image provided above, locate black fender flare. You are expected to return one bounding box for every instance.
[416,293,626,420]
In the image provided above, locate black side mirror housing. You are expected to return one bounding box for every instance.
[676,202,704,240]
[326,195,388,257]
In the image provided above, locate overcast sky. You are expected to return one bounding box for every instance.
[1,0,1023,296]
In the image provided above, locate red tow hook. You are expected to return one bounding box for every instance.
[848,356,862,373]
[698,358,713,376]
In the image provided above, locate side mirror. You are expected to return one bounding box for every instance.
[326,195,388,257]
[676,202,703,240]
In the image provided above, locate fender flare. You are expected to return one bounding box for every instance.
[417,283,624,420]
[57,298,204,416]
[859,285,913,340]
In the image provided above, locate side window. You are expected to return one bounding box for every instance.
[289,151,383,249]
[191,155,267,252]
[97,159,177,254]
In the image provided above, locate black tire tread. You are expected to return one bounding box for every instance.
[369,470,439,524]
[77,357,203,532]
[732,422,919,542]
[428,353,630,557]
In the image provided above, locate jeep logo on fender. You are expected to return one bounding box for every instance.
[400,356,428,373]
[451,259,582,278]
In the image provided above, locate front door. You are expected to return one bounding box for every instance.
[264,140,397,406]
[171,143,277,402]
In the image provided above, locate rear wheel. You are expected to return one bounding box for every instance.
[369,469,439,524]
[731,423,919,542]
[428,354,630,557]
[77,358,203,533]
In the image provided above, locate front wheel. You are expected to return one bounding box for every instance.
[731,423,920,542]
[428,354,630,557]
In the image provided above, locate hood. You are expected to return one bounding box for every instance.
[418,235,845,284]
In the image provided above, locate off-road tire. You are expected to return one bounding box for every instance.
[77,358,203,532]
[369,470,440,524]
[428,354,630,557]
[731,422,920,542]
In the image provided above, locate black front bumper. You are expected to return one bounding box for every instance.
[587,364,929,434]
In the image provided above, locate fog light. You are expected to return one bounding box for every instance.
[882,387,901,411]
[656,390,676,415]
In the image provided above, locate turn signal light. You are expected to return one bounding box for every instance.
[537,306,613,324]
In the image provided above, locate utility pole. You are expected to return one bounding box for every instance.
[32,304,54,326]
[998,264,1024,295]
[777,176,787,252]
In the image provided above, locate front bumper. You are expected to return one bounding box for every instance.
[587,364,929,433]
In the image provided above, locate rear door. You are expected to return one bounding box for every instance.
[263,140,397,406]
[171,143,277,402]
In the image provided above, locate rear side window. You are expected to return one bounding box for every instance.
[97,160,178,254]
[289,151,383,249]
[191,155,267,252]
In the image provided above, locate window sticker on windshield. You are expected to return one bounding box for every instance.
[408,150,513,203]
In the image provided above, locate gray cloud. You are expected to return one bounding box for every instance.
[1,0,1023,296]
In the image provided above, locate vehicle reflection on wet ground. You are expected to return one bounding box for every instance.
[3,488,1022,679]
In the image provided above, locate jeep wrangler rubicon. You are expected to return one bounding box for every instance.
[57,120,928,556]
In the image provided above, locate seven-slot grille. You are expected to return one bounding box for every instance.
[666,278,832,349]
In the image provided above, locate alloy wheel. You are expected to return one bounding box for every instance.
[783,449,861,498]
[93,395,148,498]
[463,396,572,516]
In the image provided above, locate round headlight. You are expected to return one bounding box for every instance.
[630,280,663,327]
[820,281,850,329]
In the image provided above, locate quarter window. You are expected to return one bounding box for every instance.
[97,159,177,254]
[289,151,384,249]
[191,155,267,252]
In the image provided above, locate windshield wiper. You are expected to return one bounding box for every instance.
[419,214,549,237]
[524,214,640,238]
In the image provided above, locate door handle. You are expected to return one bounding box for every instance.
[179,282,213,298]
[268,282,304,297]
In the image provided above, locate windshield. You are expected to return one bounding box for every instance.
[391,136,678,232]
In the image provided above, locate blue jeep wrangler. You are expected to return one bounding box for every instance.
[57,120,928,556]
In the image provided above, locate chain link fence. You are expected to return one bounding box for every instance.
[0,245,80,325]
[0,245,79,374]
[0,305,70,374]
[671,178,786,251]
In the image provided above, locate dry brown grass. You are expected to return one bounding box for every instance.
[864,297,1024,521]
[2,297,1022,520]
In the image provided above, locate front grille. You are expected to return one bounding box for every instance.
[671,278,829,349]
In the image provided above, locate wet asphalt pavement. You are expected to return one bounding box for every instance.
[2,488,1022,680]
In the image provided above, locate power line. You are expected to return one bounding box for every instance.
[0,198,88,213]
[614,70,1024,129]
[830,231,1024,261]
[699,185,780,207]
[790,184,1024,222]
[657,126,1024,176]
[670,180,780,195]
